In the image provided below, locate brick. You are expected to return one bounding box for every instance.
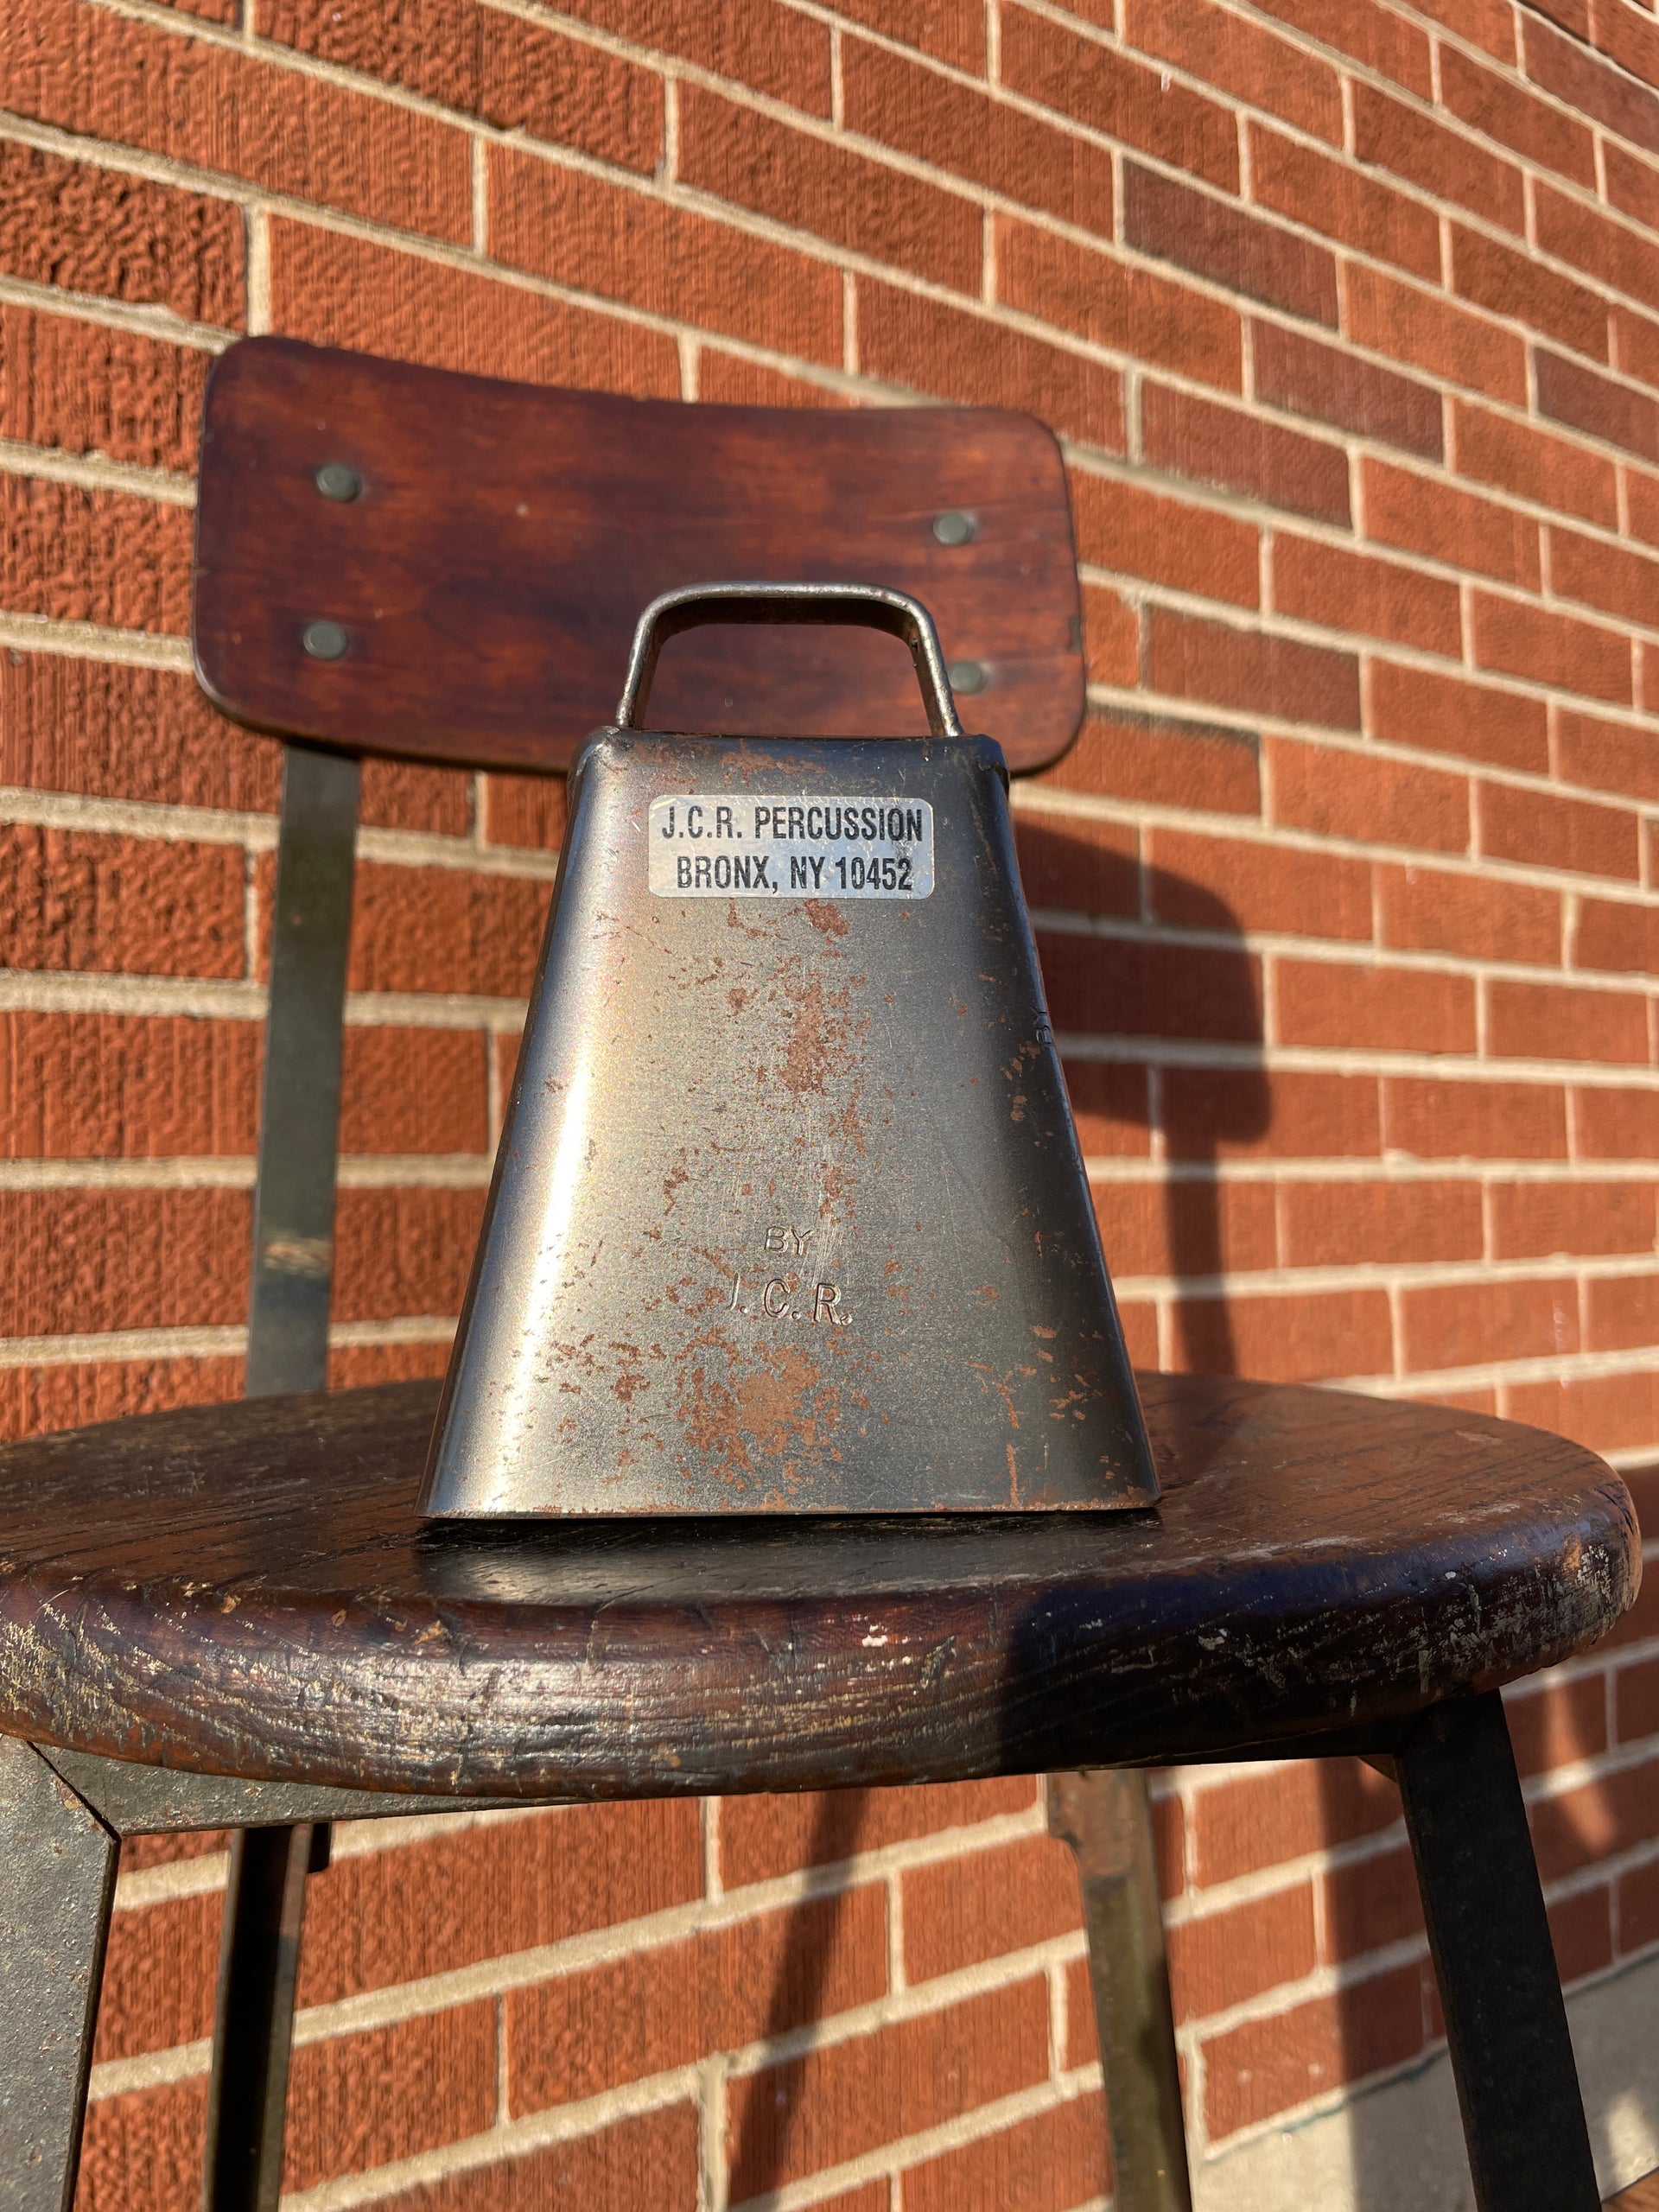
[346,861,553,996]
[1505,1367,1659,1454]
[0,303,208,474]
[1439,42,1595,188]
[856,283,1123,450]
[1506,1670,1609,1774]
[1163,1068,1378,1158]
[1382,1076,1569,1159]
[726,1979,1050,2195]
[1323,1843,1425,1960]
[553,0,828,109]
[340,1026,488,1154]
[78,2079,205,2212]
[830,0,984,72]
[269,219,679,396]
[4,0,471,244]
[1252,0,1432,96]
[357,759,470,838]
[282,2002,495,2193]
[1409,0,1515,62]
[1249,125,1440,282]
[1071,469,1259,607]
[1039,930,1262,1044]
[679,87,980,291]
[1255,323,1441,459]
[490,149,841,365]
[1175,1284,1394,1379]
[1001,6,1238,191]
[1063,1061,1152,1156]
[331,1186,486,1320]
[1539,352,1659,474]
[0,1186,249,1336]
[0,824,245,979]
[1036,708,1262,815]
[1524,14,1659,158]
[1081,582,1140,684]
[1490,1177,1657,1257]
[1123,0,1342,141]
[1147,827,1372,940]
[1192,1758,1402,1886]
[297,1801,702,2004]
[1403,1275,1580,1370]
[1361,461,1539,591]
[1587,1272,1659,1353]
[92,1890,219,2063]
[842,38,1116,236]
[695,352,846,408]
[1272,537,1463,658]
[1353,80,1524,232]
[370,2107,702,2212]
[1606,141,1659,233]
[1095,1174,1277,1281]
[1268,736,1471,855]
[1375,862,1560,965]
[1141,382,1349,524]
[720,1778,1037,1887]
[1275,960,1477,1053]
[1345,264,1527,410]
[1122,165,1338,327]
[1014,813,1139,919]
[0,1354,240,1444]
[996,220,1243,392]
[1450,229,1608,365]
[1550,1884,1615,1986]
[509,1886,887,2111]
[1147,609,1360,728]
[902,2096,1107,2212]
[1487,979,1650,1066]
[0,138,243,327]
[1203,1961,1428,2138]
[1574,1084,1659,1157]
[263,0,663,168]
[1528,1756,1659,1883]
[1478,779,1641,880]
[1592,0,1659,90]
[1454,402,1618,530]
[1166,1883,1318,2021]
[1536,185,1659,322]
[0,1012,258,1159]
[330,1338,451,1389]
[1281,1178,1484,1268]
[1365,660,1548,776]
[0,654,277,812]
[1,475,192,635]
[1550,525,1659,639]
[904,1834,1081,1983]
[1471,592,1631,706]
[1619,1857,1659,1952]
[1621,1656,1659,1745]
[1614,306,1659,398]
[1117,1299,1160,1366]
[1575,895,1659,976]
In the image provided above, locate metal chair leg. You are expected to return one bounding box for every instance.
[1396,1690,1599,2212]
[0,1736,118,2212]
[205,742,360,2212]
[1049,1770,1192,2212]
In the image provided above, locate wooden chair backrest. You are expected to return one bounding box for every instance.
[192,338,1084,776]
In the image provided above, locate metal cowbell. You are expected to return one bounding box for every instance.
[421,583,1158,1518]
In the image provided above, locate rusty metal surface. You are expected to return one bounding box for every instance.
[422,591,1153,1517]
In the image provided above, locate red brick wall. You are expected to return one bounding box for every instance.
[5,0,1659,2203]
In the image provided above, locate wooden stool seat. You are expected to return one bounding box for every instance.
[0,1373,1632,1796]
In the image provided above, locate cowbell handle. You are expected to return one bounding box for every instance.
[616,582,965,741]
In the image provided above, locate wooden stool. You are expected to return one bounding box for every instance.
[0,1372,1634,2211]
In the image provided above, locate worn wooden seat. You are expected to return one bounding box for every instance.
[0,1373,1636,2212]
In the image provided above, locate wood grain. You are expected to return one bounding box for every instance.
[192,338,1086,776]
[0,1375,1633,1797]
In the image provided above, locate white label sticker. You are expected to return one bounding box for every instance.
[648,795,935,899]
